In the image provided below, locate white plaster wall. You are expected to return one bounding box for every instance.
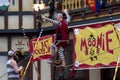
[22,0,33,11]
[0,56,8,80]
[8,16,19,29]
[89,69,101,80]
[33,62,38,80]
[41,60,51,80]
[0,37,8,52]
[8,0,19,11]
[11,36,29,51]
[22,15,34,29]
[0,16,4,29]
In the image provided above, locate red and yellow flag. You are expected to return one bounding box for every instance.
[30,35,54,61]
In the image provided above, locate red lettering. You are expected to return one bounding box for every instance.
[33,40,51,55]
[88,40,92,46]
[44,40,50,53]
[92,39,96,47]
[102,37,105,51]
[79,30,114,55]
[106,30,113,54]
[96,33,104,53]
[80,38,88,55]
[41,42,45,53]
[34,49,43,54]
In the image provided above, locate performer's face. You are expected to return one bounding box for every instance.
[56,14,63,21]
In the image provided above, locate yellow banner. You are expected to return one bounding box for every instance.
[30,35,54,61]
[73,23,120,68]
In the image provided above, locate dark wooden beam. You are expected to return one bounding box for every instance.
[0,52,8,56]
[29,62,33,80]
[19,0,23,29]
[4,12,8,29]
[33,0,37,29]
[39,0,41,3]
[37,61,41,80]
[8,36,11,51]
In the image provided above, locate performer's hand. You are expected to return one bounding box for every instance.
[41,15,45,19]
[118,55,120,59]
[19,66,24,70]
[64,9,68,14]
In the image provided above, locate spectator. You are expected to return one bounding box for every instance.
[7,50,23,80]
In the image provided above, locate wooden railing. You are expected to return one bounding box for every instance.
[62,0,87,10]
[62,0,120,11]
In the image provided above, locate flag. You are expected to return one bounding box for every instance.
[29,35,54,61]
[87,0,106,12]
[0,0,9,13]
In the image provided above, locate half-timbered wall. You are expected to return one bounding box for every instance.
[0,0,50,80]
[0,0,120,80]
[0,16,4,29]
[0,37,8,51]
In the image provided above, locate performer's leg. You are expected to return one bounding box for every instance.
[58,46,65,66]
[48,43,57,63]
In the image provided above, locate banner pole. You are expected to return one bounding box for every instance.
[31,29,43,80]
[21,56,32,79]
[33,62,41,80]
[21,27,43,79]
[113,55,120,80]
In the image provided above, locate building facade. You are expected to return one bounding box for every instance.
[0,0,120,80]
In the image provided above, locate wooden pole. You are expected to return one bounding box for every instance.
[113,56,120,80]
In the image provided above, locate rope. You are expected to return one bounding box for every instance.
[109,13,114,26]
[37,29,43,40]
[52,63,74,68]
[18,55,30,66]
[21,27,30,47]
[21,27,32,79]
[21,27,27,39]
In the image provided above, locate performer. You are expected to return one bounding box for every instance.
[7,50,23,80]
[42,9,70,66]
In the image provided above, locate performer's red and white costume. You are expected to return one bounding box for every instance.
[56,20,69,48]
[43,12,70,64]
